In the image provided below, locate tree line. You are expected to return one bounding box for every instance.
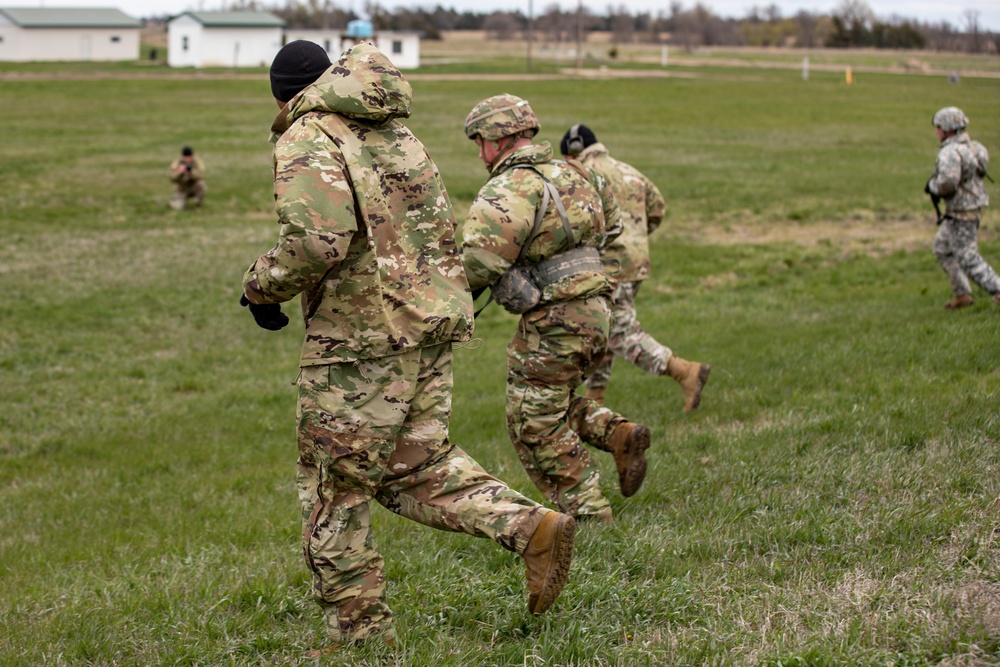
[223,0,997,53]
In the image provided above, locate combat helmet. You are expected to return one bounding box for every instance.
[464,94,540,142]
[932,106,968,132]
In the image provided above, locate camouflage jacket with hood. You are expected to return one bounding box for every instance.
[573,142,665,282]
[461,142,621,305]
[243,43,473,365]
[929,131,990,219]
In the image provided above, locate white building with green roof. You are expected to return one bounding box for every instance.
[0,7,140,62]
[167,11,284,68]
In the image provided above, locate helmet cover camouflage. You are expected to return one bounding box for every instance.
[932,106,968,132]
[464,94,540,141]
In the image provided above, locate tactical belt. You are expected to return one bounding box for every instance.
[532,246,603,287]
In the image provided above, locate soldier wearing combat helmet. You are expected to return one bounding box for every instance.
[461,93,653,523]
[241,45,577,654]
[925,106,999,309]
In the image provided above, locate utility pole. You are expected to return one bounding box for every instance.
[526,0,534,70]
[575,0,582,70]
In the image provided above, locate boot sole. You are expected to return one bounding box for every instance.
[683,364,711,413]
[619,424,651,498]
[528,515,576,615]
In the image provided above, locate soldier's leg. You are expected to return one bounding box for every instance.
[296,360,409,645]
[507,302,612,519]
[954,219,1000,296]
[375,344,547,555]
[606,281,673,376]
[191,181,206,208]
[168,185,186,211]
[933,220,972,297]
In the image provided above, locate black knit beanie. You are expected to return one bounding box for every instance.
[559,124,598,156]
[270,40,332,103]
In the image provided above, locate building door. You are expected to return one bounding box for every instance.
[80,34,91,60]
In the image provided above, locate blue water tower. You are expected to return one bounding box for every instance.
[347,19,373,38]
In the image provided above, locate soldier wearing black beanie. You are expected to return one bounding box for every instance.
[270,40,332,104]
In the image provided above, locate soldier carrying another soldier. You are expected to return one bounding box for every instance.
[240,42,576,655]
[461,94,653,524]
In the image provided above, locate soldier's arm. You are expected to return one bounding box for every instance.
[595,171,622,248]
[929,147,960,197]
[190,158,206,180]
[460,178,534,291]
[644,176,666,234]
[243,132,355,304]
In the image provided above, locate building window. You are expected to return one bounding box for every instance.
[392,40,402,54]
[110,35,120,43]
[323,39,331,52]
[182,36,189,51]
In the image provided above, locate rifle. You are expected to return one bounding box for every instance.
[925,178,942,225]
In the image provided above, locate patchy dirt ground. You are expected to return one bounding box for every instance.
[670,218,999,258]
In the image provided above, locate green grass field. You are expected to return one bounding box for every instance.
[1,55,999,666]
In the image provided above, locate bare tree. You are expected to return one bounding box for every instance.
[483,12,522,41]
[963,9,982,52]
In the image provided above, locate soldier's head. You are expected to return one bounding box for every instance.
[270,40,332,107]
[180,145,194,164]
[559,124,597,158]
[932,106,968,141]
[464,94,540,170]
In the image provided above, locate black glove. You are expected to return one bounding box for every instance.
[240,294,289,331]
[924,179,932,195]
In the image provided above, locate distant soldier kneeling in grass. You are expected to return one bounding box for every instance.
[168,145,205,210]
[925,106,1000,309]
[560,123,710,412]
[240,42,575,655]
[461,94,652,524]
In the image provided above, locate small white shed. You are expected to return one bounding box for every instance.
[283,30,421,70]
[167,11,284,68]
[0,7,140,62]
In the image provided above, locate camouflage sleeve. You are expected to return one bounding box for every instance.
[168,159,182,183]
[929,145,961,198]
[243,128,356,304]
[644,175,666,234]
[971,140,990,177]
[595,170,622,248]
[461,175,538,291]
[190,157,206,180]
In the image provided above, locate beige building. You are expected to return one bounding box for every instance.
[0,7,140,62]
[167,11,285,68]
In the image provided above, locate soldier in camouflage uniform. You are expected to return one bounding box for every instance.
[926,106,999,309]
[168,146,206,210]
[461,94,653,524]
[241,42,577,653]
[560,124,710,412]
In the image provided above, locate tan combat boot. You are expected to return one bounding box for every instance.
[609,421,651,497]
[945,294,974,309]
[666,355,710,413]
[523,512,576,615]
[584,385,606,405]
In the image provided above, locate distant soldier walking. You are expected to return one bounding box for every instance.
[241,43,575,654]
[925,106,999,309]
[168,146,205,210]
[461,95,652,523]
[560,124,709,412]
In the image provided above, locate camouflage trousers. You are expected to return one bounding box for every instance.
[586,280,673,390]
[933,216,1000,298]
[169,180,205,210]
[507,295,630,519]
[296,343,548,645]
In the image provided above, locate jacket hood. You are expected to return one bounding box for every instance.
[272,43,412,135]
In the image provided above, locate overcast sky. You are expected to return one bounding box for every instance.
[27,0,1000,31]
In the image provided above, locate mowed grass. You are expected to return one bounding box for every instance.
[0,59,998,666]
